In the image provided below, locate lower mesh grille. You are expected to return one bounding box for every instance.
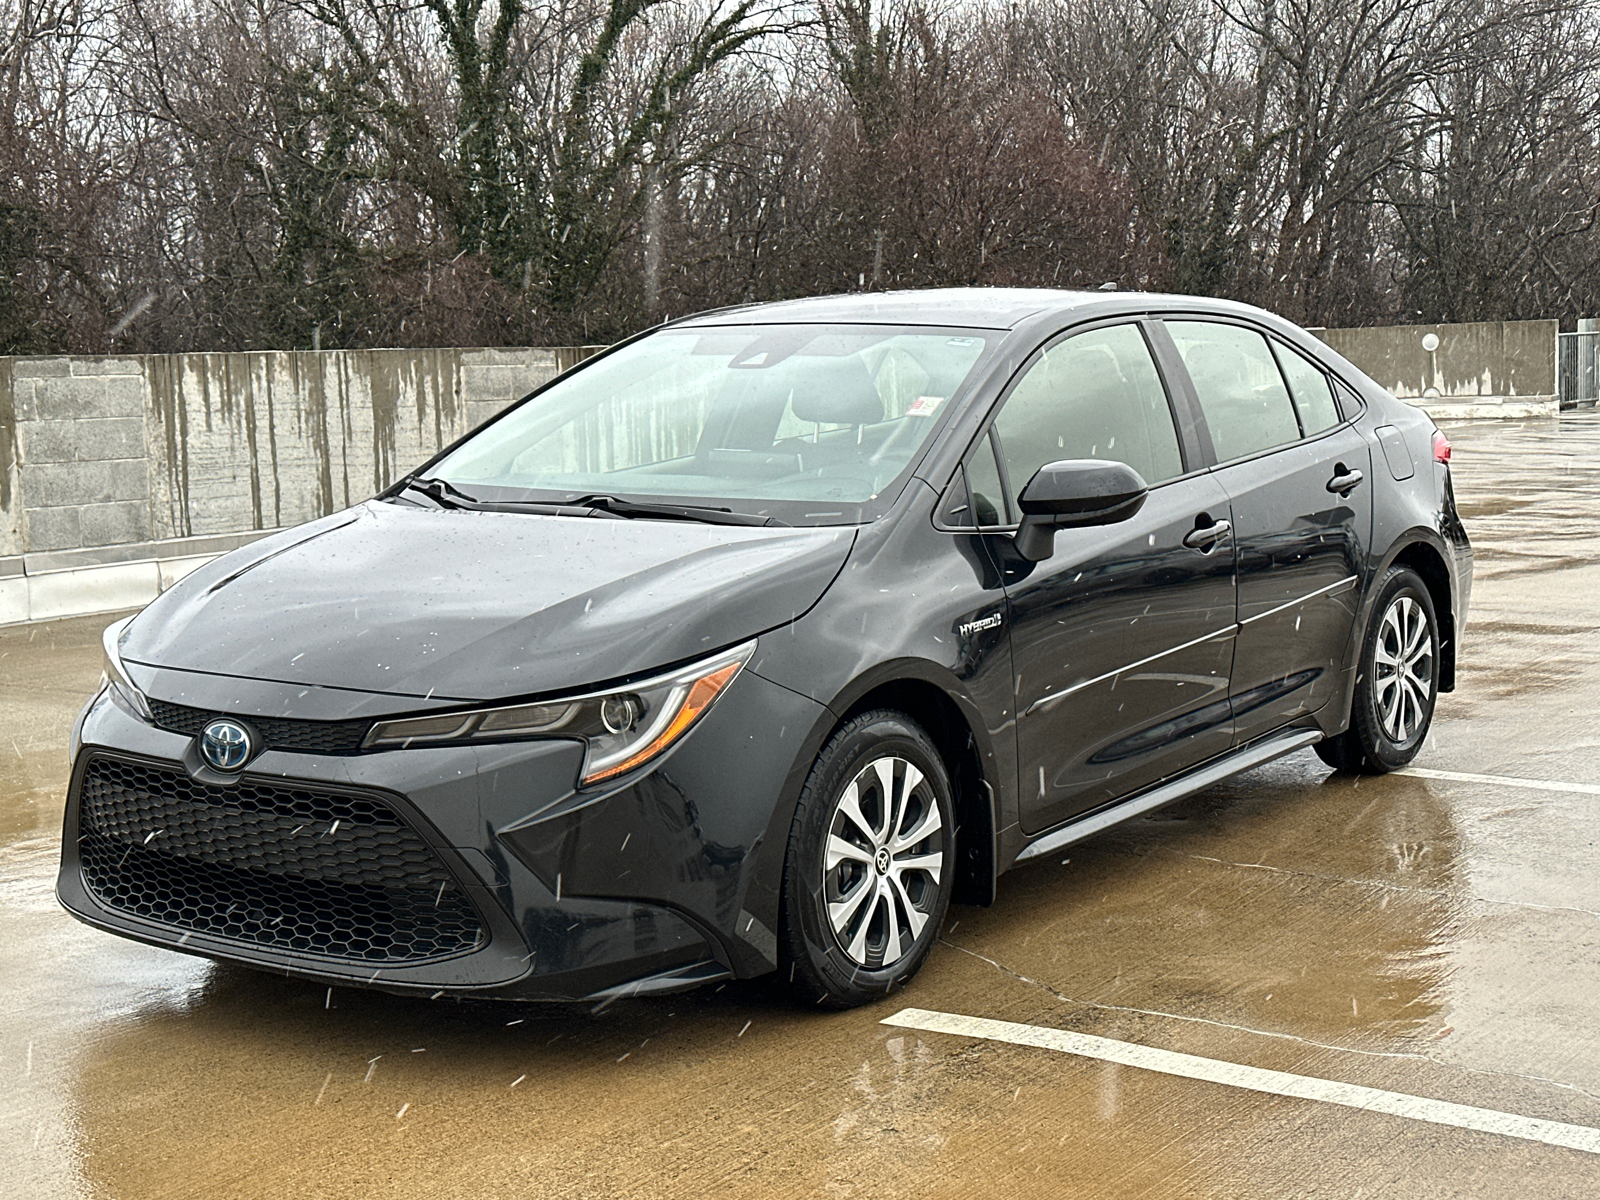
[77,755,484,964]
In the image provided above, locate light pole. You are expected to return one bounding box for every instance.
[1421,332,1441,402]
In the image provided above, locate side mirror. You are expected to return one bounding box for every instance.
[1013,459,1148,561]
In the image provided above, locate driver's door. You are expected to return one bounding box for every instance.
[982,322,1238,834]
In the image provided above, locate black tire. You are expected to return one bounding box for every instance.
[779,710,956,1009]
[1316,566,1440,775]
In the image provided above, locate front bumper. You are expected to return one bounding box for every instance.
[58,664,826,1000]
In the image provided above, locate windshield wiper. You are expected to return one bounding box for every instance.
[400,476,485,510]
[398,480,784,526]
[569,495,787,527]
[399,477,613,518]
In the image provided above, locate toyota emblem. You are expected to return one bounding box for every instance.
[200,718,253,771]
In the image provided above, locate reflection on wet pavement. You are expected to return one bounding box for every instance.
[5,416,1600,1197]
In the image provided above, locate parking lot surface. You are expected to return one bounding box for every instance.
[4,415,1600,1199]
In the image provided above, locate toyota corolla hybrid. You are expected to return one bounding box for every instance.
[58,288,1470,1008]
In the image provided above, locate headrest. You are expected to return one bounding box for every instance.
[790,357,884,425]
[1050,343,1124,393]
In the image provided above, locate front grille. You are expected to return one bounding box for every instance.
[148,699,370,755]
[77,755,484,964]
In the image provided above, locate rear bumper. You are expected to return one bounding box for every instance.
[58,665,825,1000]
[1442,472,1474,684]
[1449,526,1474,643]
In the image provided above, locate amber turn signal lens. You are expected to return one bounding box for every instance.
[580,661,743,785]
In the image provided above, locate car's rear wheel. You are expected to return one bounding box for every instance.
[780,710,955,1008]
[1316,565,1439,774]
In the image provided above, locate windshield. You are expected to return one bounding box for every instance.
[427,323,992,525]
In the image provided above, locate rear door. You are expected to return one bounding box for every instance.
[1160,319,1372,745]
[978,321,1238,835]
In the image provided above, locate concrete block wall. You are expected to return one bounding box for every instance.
[1316,319,1559,419]
[10,355,151,552]
[0,345,598,624]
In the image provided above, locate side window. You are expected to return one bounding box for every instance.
[1272,339,1341,435]
[1167,321,1301,462]
[990,324,1183,513]
[966,429,1009,527]
[936,465,976,529]
[1333,378,1364,420]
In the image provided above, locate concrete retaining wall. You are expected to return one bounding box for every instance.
[0,320,1557,627]
[0,346,596,624]
[1315,319,1558,419]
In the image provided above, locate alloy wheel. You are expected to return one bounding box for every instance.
[822,756,945,968]
[1373,594,1434,743]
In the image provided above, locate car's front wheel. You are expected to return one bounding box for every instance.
[1316,565,1440,774]
[780,710,955,1008]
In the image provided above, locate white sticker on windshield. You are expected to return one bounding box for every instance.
[906,395,945,417]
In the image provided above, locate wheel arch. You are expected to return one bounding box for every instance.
[1386,537,1457,692]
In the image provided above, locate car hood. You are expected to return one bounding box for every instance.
[122,501,854,702]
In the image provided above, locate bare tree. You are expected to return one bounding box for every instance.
[6,0,1600,354]
[1392,2,1600,322]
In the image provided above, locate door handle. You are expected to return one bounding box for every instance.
[1183,518,1232,550]
[1326,468,1364,495]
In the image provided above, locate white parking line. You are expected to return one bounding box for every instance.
[882,1008,1600,1156]
[1396,767,1600,796]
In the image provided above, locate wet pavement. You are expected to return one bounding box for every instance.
[5,415,1600,1198]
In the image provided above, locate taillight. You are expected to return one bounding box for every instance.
[1432,430,1451,463]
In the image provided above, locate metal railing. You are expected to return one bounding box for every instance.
[1559,325,1600,410]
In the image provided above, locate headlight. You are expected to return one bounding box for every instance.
[364,640,756,785]
[102,616,151,720]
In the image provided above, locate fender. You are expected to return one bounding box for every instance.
[819,656,1007,790]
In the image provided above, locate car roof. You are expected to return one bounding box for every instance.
[674,288,1102,330]
[671,287,1292,333]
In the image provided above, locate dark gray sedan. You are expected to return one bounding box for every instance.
[59,288,1471,1007]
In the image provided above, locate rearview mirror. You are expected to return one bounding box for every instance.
[1013,459,1148,561]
